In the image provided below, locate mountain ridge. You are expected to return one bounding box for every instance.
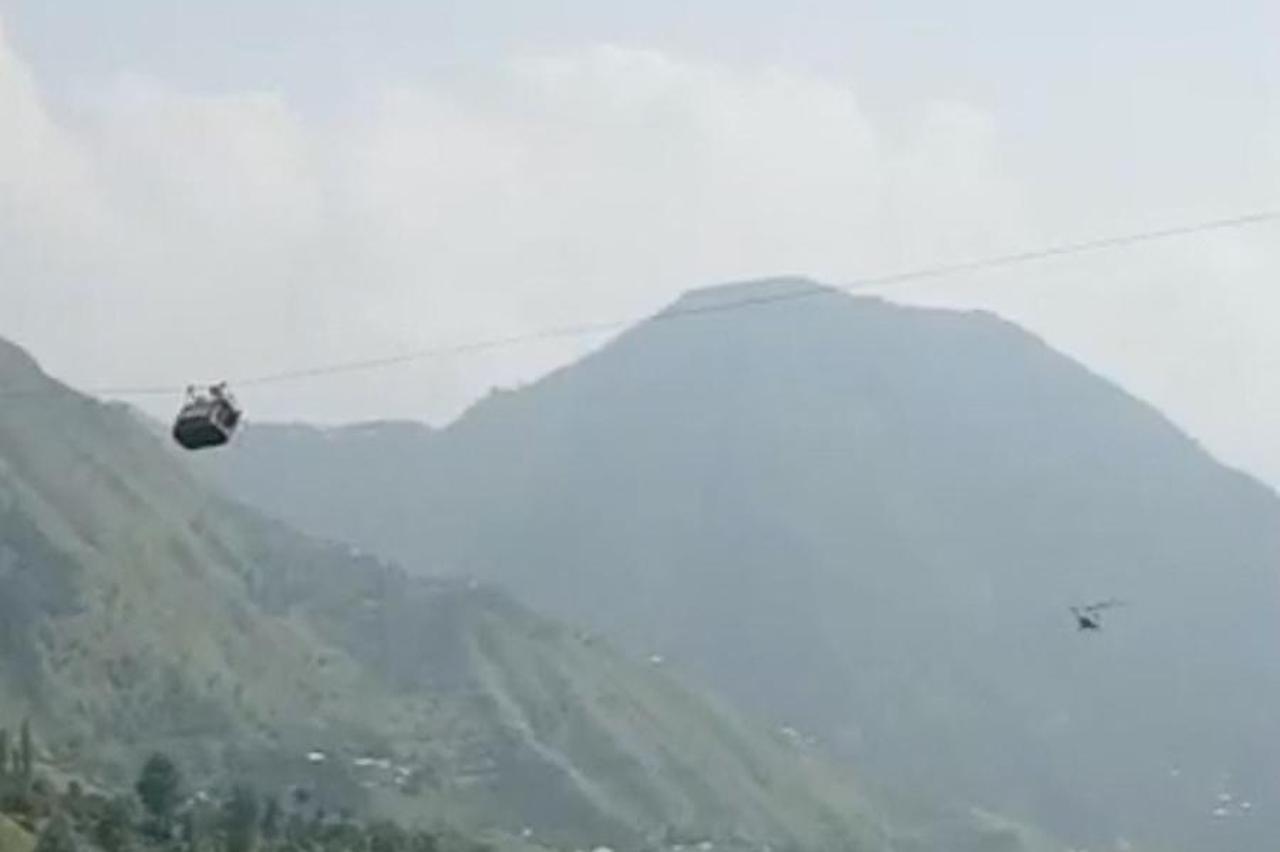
[210,280,1280,852]
[0,335,916,852]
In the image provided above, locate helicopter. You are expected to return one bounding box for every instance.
[172,382,242,450]
[1070,599,1126,632]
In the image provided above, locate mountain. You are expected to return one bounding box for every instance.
[0,335,911,852]
[211,278,1280,852]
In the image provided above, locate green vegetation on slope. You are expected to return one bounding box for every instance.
[0,335,908,852]
[0,815,33,852]
[0,743,500,852]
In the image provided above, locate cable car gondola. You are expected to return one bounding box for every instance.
[172,383,241,450]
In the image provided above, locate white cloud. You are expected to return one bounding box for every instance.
[3,16,1279,487]
[1,28,1024,417]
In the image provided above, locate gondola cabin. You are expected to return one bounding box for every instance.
[173,383,242,450]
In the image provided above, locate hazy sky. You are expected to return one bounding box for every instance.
[2,2,1279,480]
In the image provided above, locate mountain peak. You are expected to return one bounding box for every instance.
[209,285,1280,852]
[662,276,834,314]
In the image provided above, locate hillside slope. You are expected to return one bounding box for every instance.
[213,279,1280,852]
[0,816,33,852]
[0,336,901,852]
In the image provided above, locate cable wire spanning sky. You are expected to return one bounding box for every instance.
[4,209,1277,401]
[1,1,1279,481]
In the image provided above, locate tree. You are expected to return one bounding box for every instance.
[179,809,199,849]
[61,782,86,824]
[0,727,9,777]
[18,719,33,784]
[134,753,182,834]
[289,787,310,811]
[406,831,439,852]
[34,812,78,852]
[182,798,219,852]
[368,820,407,852]
[222,785,260,852]
[93,797,133,852]
[283,812,307,847]
[260,795,281,843]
